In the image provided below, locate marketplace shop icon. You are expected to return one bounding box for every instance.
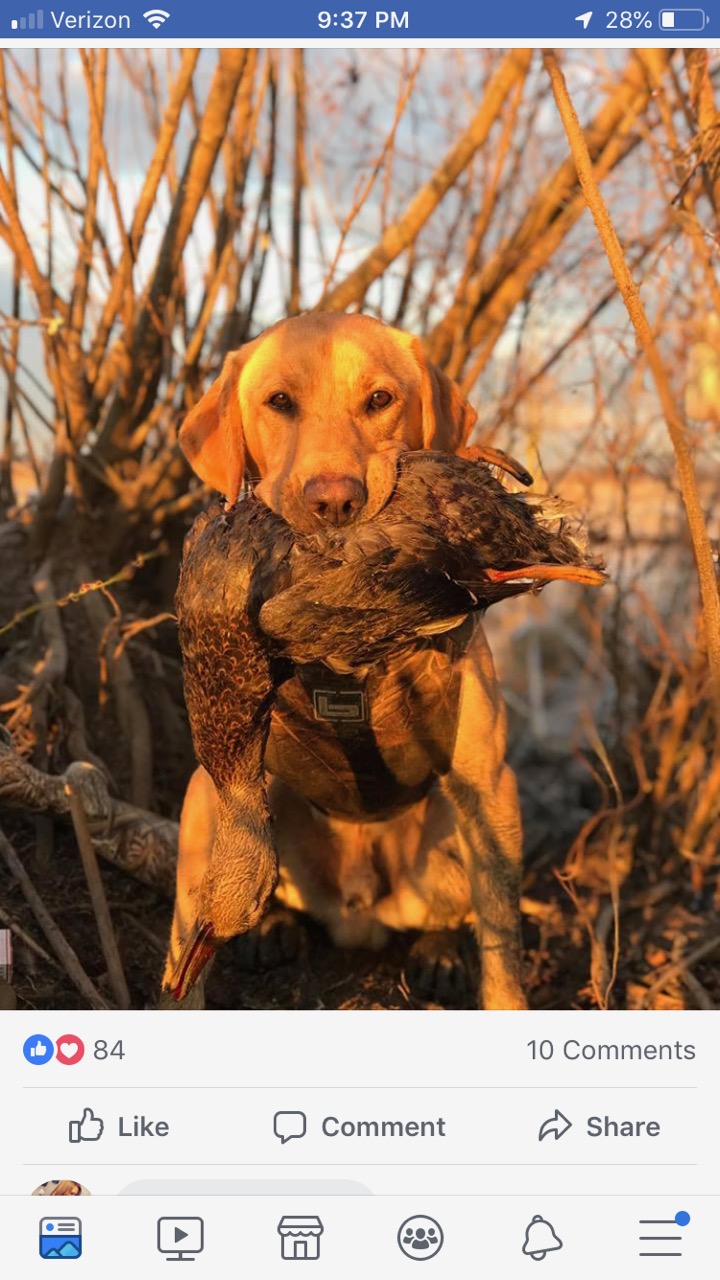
[278,1216,324,1260]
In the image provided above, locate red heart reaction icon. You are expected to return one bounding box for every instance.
[56,1035,85,1066]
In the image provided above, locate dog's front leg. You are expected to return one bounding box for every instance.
[440,629,527,1010]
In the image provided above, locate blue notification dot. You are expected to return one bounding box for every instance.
[46,1224,55,1232]
[22,1034,54,1065]
[675,1211,691,1227]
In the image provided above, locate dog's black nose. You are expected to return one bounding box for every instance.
[303,474,366,526]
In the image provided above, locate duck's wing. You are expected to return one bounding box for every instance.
[178,499,294,621]
[176,500,294,786]
[259,549,476,668]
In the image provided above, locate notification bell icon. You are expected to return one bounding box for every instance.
[522,1214,563,1260]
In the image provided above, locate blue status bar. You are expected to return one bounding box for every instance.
[3,0,717,39]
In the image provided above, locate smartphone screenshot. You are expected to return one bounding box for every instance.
[1,1,718,1273]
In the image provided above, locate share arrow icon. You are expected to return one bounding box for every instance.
[538,1109,573,1142]
[575,9,593,26]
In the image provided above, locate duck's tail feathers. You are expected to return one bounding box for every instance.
[512,491,598,562]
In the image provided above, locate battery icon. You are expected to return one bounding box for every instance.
[659,7,709,26]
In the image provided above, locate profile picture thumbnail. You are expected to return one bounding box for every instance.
[32,1180,91,1197]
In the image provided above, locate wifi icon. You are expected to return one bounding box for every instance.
[143,7,169,26]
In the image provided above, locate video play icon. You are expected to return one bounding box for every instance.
[157,1217,204,1261]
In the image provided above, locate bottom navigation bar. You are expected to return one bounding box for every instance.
[7,1194,710,1277]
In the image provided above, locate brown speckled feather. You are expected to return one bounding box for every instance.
[176,502,292,789]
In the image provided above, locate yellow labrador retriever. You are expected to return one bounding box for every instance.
[165,313,526,1010]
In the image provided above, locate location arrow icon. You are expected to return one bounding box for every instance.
[575,10,593,26]
[538,1109,573,1142]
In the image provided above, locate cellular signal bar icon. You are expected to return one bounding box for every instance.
[11,8,44,27]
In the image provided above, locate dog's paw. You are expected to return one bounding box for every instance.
[231,907,304,973]
[406,929,475,1006]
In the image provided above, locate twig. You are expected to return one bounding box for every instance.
[112,612,175,663]
[682,969,716,1011]
[65,783,132,1009]
[288,48,307,315]
[0,741,178,897]
[78,558,154,810]
[0,900,60,967]
[0,825,110,1009]
[640,935,720,1007]
[0,546,166,639]
[319,48,533,312]
[544,49,720,732]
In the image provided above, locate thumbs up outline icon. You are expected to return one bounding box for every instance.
[69,1109,104,1143]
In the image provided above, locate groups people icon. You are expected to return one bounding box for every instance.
[398,1215,444,1259]
[403,1224,439,1251]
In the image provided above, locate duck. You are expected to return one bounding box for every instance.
[166,450,605,1001]
[259,450,605,668]
[167,501,292,1001]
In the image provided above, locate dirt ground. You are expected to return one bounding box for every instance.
[1,523,718,1014]
[4,744,717,1013]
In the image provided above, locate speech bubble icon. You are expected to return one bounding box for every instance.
[274,1110,307,1144]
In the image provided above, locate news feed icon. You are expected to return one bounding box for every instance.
[10,7,43,27]
[39,1218,82,1260]
[157,1217,204,1261]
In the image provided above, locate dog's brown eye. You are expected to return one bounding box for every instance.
[367,389,393,412]
[268,391,292,412]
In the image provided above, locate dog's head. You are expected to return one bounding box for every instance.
[179,313,477,532]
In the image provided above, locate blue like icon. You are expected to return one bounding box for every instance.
[39,1218,82,1260]
[23,1034,54,1065]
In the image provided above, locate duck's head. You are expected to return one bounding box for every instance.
[167,788,278,1002]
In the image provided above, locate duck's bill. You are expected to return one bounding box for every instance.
[166,922,217,1003]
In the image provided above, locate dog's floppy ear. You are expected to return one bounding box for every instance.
[179,349,247,506]
[411,338,477,452]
